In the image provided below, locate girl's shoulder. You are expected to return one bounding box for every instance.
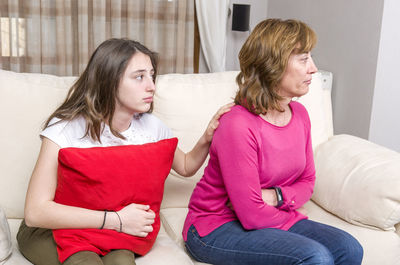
[45,116,86,131]
[40,116,89,148]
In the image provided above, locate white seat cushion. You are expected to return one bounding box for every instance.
[160,201,400,265]
[7,218,193,265]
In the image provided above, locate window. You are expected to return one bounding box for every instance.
[1,17,26,57]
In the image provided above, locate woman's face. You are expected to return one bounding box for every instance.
[115,52,155,116]
[277,51,318,99]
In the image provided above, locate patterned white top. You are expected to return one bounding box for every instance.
[41,114,173,148]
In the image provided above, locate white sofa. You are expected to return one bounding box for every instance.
[0,69,399,265]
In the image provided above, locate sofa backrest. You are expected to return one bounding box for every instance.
[0,70,74,218]
[153,70,333,209]
[0,69,333,218]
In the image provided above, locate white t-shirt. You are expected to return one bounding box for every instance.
[41,114,173,148]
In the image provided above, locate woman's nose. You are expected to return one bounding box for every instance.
[309,57,318,74]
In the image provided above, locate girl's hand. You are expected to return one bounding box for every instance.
[113,203,156,237]
[204,102,235,142]
[171,103,234,177]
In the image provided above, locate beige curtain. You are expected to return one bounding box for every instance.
[195,0,229,72]
[0,0,194,75]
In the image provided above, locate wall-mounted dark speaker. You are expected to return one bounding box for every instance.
[232,4,250,32]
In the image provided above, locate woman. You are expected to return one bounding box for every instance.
[183,19,363,265]
[17,38,232,265]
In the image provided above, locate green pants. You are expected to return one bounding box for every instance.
[17,220,136,265]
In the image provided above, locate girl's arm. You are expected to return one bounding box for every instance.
[171,102,234,177]
[24,138,155,237]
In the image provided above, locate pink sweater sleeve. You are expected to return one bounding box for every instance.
[212,114,292,230]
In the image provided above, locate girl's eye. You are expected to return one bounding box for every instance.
[135,75,143,80]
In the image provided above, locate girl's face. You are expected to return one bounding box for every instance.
[115,52,155,116]
[277,51,318,99]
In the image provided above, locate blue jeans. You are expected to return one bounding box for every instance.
[185,219,363,265]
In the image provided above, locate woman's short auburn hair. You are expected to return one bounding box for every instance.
[234,18,317,114]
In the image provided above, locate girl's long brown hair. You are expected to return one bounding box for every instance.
[44,38,158,142]
[235,19,316,114]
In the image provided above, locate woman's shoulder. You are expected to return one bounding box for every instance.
[290,101,311,126]
[221,104,258,121]
[290,101,309,116]
[217,105,259,133]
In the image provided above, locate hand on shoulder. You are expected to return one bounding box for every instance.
[204,102,235,142]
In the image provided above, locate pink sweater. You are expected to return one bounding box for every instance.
[182,102,315,241]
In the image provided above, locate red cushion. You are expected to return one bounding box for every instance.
[53,138,178,262]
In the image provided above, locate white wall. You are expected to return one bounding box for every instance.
[369,0,400,152]
[225,0,268,71]
[266,0,384,140]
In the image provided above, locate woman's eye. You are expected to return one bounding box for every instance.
[135,75,143,80]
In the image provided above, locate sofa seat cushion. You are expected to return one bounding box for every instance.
[306,200,400,265]
[160,201,400,265]
[54,138,177,262]
[160,208,188,248]
[7,219,193,265]
[313,134,400,231]
[135,225,194,265]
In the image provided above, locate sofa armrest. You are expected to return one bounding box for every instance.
[396,223,400,237]
[0,207,12,262]
[312,134,400,231]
